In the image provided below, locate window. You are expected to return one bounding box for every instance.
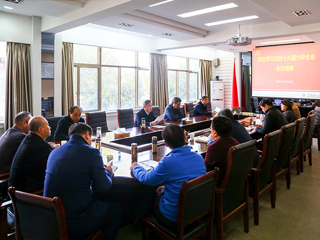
[73,45,150,111]
[0,42,6,121]
[167,56,199,102]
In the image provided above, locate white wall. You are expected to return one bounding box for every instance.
[0,12,32,44]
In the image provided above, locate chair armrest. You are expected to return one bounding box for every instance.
[0,172,10,180]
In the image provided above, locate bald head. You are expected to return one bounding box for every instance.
[29,116,51,140]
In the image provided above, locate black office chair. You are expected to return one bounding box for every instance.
[152,106,161,117]
[184,103,194,118]
[117,109,134,128]
[142,169,219,240]
[85,112,109,134]
[45,116,63,142]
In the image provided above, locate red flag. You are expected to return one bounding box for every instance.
[232,61,239,107]
[241,67,246,111]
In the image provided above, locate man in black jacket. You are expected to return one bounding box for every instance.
[54,105,85,141]
[9,116,54,193]
[250,98,288,140]
[193,96,212,117]
[0,111,31,174]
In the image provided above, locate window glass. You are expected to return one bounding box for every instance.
[79,67,98,110]
[167,56,187,70]
[138,52,149,68]
[168,70,176,101]
[138,70,150,107]
[178,72,187,102]
[73,44,98,64]
[121,68,135,108]
[189,73,198,101]
[102,48,135,67]
[102,67,118,110]
[73,66,77,105]
[189,59,199,72]
[0,42,6,121]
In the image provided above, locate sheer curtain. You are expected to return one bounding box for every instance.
[62,42,74,115]
[149,53,169,113]
[199,60,212,98]
[5,42,32,130]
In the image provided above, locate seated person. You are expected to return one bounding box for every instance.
[164,97,184,121]
[9,116,53,193]
[44,123,122,240]
[250,98,288,140]
[130,124,206,225]
[134,100,164,127]
[204,116,239,187]
[193,95,212,117]
[218,109,260,167]
[0,111,31,174]
[312,100,320,133]
[54,105,85,141]
[281,99,298,123]
[292,102,301,118]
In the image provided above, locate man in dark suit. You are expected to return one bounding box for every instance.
[134,100,164,127]
[164,97,185,121]
[54,105,85,141]
[0,111,31,174]
[193,96,212,117]
[44,123,122,240]
[9,116,54,193]
[250,98,288,140]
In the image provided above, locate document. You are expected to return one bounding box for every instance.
[155,114,165,123]
[195,136,209,144]
[138,160,159,171]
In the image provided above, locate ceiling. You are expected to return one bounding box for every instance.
[1,0,320,52]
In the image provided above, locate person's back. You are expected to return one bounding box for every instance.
[9,116,53,193]
[45,123,122,240]
[284,109,298,123]
[0,111,31,174]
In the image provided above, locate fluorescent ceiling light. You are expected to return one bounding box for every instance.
[205,15,259,26]
[178,3,238,18]
[149,0,174,7]
[260,39,300,44]
[3,6,14,9]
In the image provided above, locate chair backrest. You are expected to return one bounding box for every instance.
[85,111,108,134]
[152,106,161,117]
[8,187,68,240]
[207,101,212,112]
[46,116,63,142]
[257,130,281,189]
[291,118,305,158]
[184,103,194,117]
[221,140,256,216]
[302,113,316,150]
[117,109,134,128]
[277,122,296,170]
[176,169,219,237]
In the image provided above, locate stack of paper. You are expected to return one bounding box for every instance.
[195,136,209,144]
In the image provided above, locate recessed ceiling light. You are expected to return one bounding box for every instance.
[293,10,310,17]
[119,23,134,27]
[205,15,259,26]
[3,6,14,9]
[149,0,174,7]
[4,0,23,3]
[147,34,152,37]
[178,3,238,18]
[162,33,174,37]
[260,39,300,44]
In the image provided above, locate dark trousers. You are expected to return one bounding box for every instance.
[101,202,122,240]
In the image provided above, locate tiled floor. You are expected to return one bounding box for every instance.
[117,140,320,240]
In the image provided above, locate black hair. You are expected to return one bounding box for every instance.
[162,124,185,149]
[69,105,83,114]
[281,99,292,110]
[14,111,31,124]
[259,98,273,107]
[69,122,92,137]
[218,108,234,121]
[211,116,232,138]
[201,95,209,100]
[172,97,182,104]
